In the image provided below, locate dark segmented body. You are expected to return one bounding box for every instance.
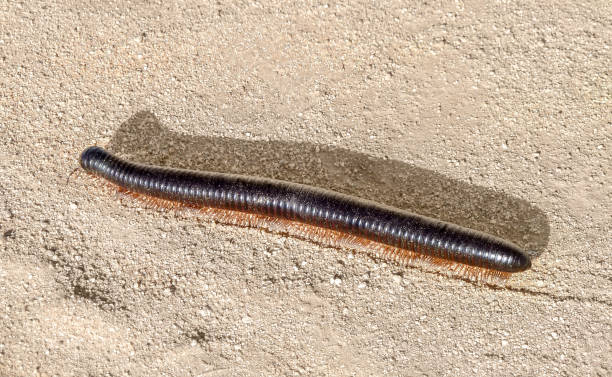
[79,146,531,274]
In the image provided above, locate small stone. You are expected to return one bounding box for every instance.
[551,332,559,339]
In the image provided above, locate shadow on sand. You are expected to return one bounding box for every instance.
[105,111,549,258]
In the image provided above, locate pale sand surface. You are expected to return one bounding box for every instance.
[1,1,610,376]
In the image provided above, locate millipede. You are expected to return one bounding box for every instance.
[79,146,531,283]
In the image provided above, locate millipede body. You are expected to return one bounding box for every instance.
[79,146,531,281]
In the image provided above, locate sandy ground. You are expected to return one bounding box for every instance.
[1,1,610,376]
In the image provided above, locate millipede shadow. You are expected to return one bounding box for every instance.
[106,111,550,259]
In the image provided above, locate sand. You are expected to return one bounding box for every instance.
[1,1,610,376]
